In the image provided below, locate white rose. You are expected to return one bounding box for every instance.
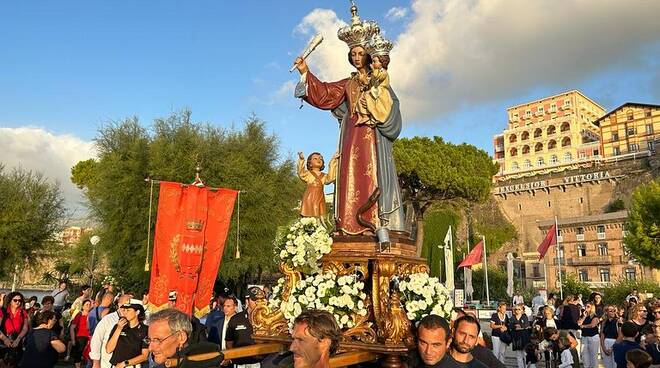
[340,315,349,325]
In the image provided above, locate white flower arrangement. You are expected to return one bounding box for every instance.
[102,275,117,286]
[275,271,368,329]
[273,217,333,274]
[398,272,454,322]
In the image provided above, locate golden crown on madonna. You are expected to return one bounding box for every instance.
[337,2,380,49]
[365,33,393,57]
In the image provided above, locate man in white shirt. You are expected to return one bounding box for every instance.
[220,296,238,351]
[532,291,547,316]
[90,293,132,368]
[512,290,524,306]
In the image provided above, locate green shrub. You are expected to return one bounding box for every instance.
[601,278,660,306]
[561,273,592,299]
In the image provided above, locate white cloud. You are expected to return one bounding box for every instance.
[386,7,408,21]
[293,9,352,82]
[0,127,95,212]
[294,1,660,123]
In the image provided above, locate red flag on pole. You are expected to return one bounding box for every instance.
[148,181,238,318]
[537,224,557,260]
[458,240,484,268]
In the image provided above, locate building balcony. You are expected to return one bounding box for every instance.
[597,232,606,240]
[576,234,585,241]
[567,255,613,266]
[495,144,504,151]
[552,255,613,266]
[586,281,612,288]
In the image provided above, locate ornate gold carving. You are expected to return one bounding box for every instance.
[383,290,413,346]
[250,296,289,337]
[342,297,376,344]
[251,263,299,337]
[322,260,369,279]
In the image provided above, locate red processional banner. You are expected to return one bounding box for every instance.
[148,181,237,318]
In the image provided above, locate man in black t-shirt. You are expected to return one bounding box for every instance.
[410,314,451,368]
[437,315,488,368]
[224,287,261,367]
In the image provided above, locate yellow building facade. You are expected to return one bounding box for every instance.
[597,103,660,157]
[494,91,605,180]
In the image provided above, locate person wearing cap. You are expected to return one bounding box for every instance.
[90,293,132,368]
[167,290,208,343]
[222,288,261,367]
[106,299,148,367]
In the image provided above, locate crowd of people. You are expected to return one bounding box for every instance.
[0,281,260,368]
[486,290,660,368]
[1,281,659,368]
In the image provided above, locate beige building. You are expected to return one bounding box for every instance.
[494,90,605,179]
[537,211,653,289]
[596,103,660,158]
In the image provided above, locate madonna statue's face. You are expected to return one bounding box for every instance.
[349,46,369,69]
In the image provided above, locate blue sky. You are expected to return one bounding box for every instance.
[2,0,659,209]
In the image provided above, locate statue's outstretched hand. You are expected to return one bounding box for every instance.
[293,57,309,75]
[298,151,305,160]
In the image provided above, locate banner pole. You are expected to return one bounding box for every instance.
[555,216,563,300]
[483,235,490,305]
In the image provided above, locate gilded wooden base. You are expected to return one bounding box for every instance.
[251,235,426,367]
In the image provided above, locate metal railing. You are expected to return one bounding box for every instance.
[566,255,612,266]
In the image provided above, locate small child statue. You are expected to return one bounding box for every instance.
[297,151,339,218]
[356,33,393,126]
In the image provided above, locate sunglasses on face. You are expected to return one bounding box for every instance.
[12,299,23,303]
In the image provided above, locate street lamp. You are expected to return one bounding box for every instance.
[89,235,101,288]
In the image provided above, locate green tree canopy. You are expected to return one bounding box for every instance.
[624,179,660,269]
[0,166,66,280]
[393,136,498,250]
[71,111,302,292]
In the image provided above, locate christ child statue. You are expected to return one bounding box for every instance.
[297,151,338,218]
[355,55,393,127]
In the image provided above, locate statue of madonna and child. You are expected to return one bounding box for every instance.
[292,3,406,242]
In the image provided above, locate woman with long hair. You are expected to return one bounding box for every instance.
[628,303,650,343]
[509,303,532,368]
[70,299,92,368]
[20,310,66,368]
[600,305,622,368]
[0,291,29,367]
[588,292,605,317]
[578,302,601,368]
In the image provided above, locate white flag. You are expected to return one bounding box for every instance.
[506,252,515,298]
[464,267,473,299]
[444,226,454,290]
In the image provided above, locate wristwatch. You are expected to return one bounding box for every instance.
[124,360,130,366]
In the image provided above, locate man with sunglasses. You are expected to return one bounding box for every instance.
[147,308,221,368]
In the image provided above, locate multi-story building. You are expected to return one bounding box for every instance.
[494,91,605,180]
[537,211,651,289]
[57,226,92,246]
[490,91,660,288]
[596,103,660,158]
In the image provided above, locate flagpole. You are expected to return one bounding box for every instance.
[465,222,470,302]
[555,216,563,300]
[482,235,490,306]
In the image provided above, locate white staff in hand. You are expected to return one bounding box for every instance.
[290,34,324,73]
